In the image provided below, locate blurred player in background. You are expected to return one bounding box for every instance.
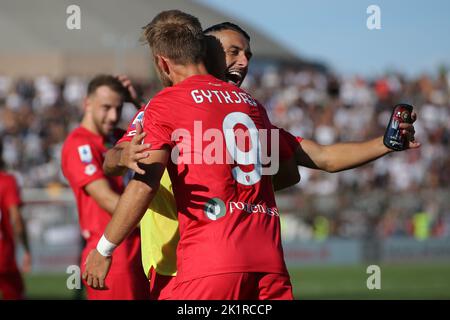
[0,139,31,300]
[60,75,150,300]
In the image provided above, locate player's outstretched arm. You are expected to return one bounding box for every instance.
[103,123,150,176]
[83,149,169,290]
[296,112,419,172]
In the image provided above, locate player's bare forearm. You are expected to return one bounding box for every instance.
[103,144,127,176]
[321,136,391,172]
[103,179,158,245]
[83,151,168,290]
[297,136,391,173]
[103,149,169,245]
[296,111,418,172]
[83,182,156,290]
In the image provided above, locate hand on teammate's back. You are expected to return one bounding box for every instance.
[119,122,151,175]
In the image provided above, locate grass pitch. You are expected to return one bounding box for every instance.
[23,262,450,300]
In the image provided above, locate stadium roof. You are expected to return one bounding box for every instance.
[0,0,306,77]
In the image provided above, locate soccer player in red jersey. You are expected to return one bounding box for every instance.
[0,140,31,300]
[98,19,419,299]
[83,10,295,300]
[61,75,150,300]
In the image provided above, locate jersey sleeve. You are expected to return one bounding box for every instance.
[62,139,105,189]
[3,175,22,209]
[142,97,175,150]
[116,106,146,145]
[280,128,303,154]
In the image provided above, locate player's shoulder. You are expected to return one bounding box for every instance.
[65,127,90,142]
[150,85,178,102]
[144,91,170,113]
[143,87,180,117]
[62,127,97,155]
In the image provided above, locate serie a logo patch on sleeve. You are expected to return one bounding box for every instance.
[78,144,93,163]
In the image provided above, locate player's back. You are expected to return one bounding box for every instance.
[144,74,288,283]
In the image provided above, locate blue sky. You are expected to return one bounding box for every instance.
[196,0,450,76]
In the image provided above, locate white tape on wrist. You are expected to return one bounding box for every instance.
[96,235,117,257]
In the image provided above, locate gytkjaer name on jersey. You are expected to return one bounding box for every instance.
[191,89,258,106]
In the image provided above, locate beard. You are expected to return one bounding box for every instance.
[94,118,113,137]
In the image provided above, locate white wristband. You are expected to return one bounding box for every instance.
[96,235,117,257]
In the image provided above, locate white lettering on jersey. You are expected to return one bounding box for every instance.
[191,90,203,103]
[231,91,242,103]
[190,89,257,106]
[210,90,223,103]
[200,90,213,103]
[220,91,233,103]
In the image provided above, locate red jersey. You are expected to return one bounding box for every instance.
[117,106,145,144]
[0,172,21,273]
[61,127,142,272]
[142,75,292,283]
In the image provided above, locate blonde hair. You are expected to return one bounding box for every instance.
[142,10,205,65]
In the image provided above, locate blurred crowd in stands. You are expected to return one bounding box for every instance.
[1,65,449,240]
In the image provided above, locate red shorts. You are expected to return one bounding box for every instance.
[83,270,150,300]
[0,271,25,300]
[171,272,293,300]
[148,267,176,300]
